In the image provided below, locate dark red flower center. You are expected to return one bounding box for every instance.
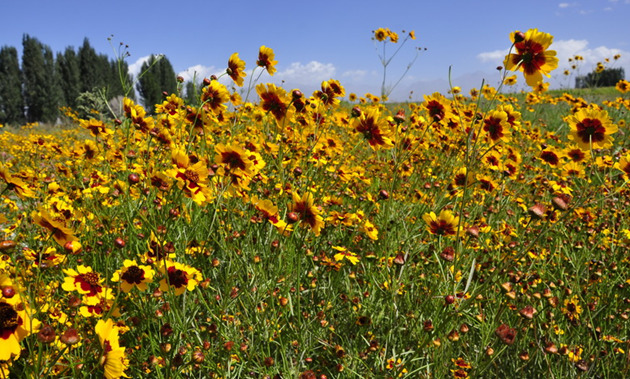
[221,151,247,171]
[0,302,19,340]
[75,273,102,296]
[121,266,146,285]
[576,118,606,143]
[167,267,188,288]
[484,117,505,141]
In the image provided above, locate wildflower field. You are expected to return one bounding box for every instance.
[1,29,630,378]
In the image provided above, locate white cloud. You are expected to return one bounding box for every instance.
[477,49,508,63]
[275,61,336,87]
[341,69,369,82]
[128,55,153,80]
[177,64,221,83]
[558,2,571,8]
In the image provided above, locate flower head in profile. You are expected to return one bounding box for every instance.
[257,46,278,75]
[504,29,558,87]
[614,153,630,181]
[422,209,460,236]
[227,52,246,87]
[0,164,35,199]
[566,107,617,151]
[32,209,76,247]
[111,260,155,293]
[95,319,129,379]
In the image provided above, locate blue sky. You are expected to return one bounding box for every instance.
[2,0,629,101]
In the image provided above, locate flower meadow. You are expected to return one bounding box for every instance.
[1,29,630,378]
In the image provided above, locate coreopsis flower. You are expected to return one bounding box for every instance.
[32,209,76,247]
[374,28,389,42]
[0,300,40,360]
[504,29,558,87]
[361,220,379,241]
[615,79,630,93]
[503,75,518,86]
[111,260,155,293]
[562,295,583,322]
[123,97,154,132]
[316,79,345,107]
[289,191,325,236]
[201,80,231,114]
[158,261,203,296]
[332,246,360,265]
[79,289,120,318]
[614,153,630,180]
[257,46,278,75]
[566,107,617,151]
[423,92,452,123]
[0,164,35,199]
[482,110,511,143]
[62,265,105,298]
[166,150,210,205]
[24,246,65,268]
[422,210,460,236]
[155,94,184,116]
[256,83,293,125]
[80,119,114,138]
[215,143,258,178]
[352,107,394,150]
[227,52,247,87]
[95,319,129,379]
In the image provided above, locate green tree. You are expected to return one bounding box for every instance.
[184,80,200,106]
[575,67,625,88]
[22,34,60,123]
[136,54,177,113]
[56,47,81,109]
[0,46,25,125]
[78,38,99,93]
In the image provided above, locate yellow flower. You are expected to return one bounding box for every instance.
[257,46,278,75]
[332,246,360,265]
[482,110,511,143]
[111,260,155,293]
[32,209,76,247]
[62,265,105,298]
[158,261,203,296]
[504,29,559,87]
[200,80,230,114]
[256,83,293,125]
[95,319,129,379]
[227,52,247,87]
[422,210,460,236]
[0,163,36,199]
[289,191,325,236]
[374,28,389,42]
[352,107,394,150]
[566,107,617,151]
[361,220,379,241]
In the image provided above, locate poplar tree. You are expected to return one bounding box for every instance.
[0,46,25,125]
[57,47,81,108]
[136,54,177,113]
[22,34,60,123]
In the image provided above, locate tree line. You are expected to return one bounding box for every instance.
[0,34,180,126]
